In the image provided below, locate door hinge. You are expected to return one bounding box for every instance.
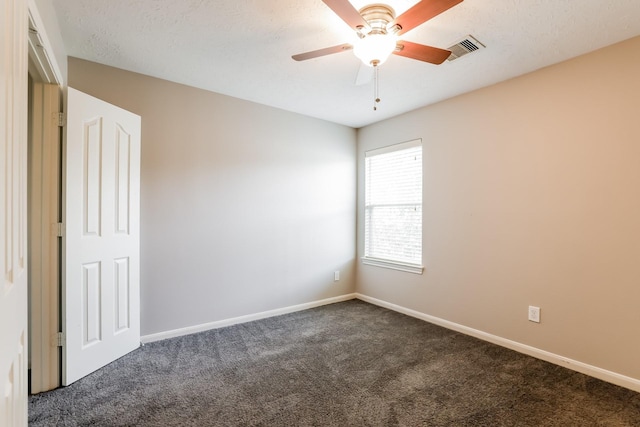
[57,332,64,347]
[56,112,66,127]
[56,222,64,237]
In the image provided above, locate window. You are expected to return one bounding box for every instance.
[363,139,423,274]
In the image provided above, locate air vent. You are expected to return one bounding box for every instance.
[447,35,485,61]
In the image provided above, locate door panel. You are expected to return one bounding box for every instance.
[63,88,141,385]
[0,0,29,422]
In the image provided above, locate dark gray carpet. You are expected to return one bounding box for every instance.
[29,300,640,426]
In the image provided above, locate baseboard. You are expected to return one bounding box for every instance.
[356,293,640,393]
[141,293,358,344]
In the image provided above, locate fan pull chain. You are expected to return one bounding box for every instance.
[373,64,381,111]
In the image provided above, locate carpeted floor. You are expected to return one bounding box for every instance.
[29,300,640,426]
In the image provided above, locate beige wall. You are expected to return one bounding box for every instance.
[68,58,357,336]
[357,36,640,380]
[68,35,640,383]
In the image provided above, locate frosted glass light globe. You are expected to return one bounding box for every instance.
[354,33,396,67]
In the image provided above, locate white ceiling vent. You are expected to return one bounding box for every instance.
[447,35,485,61]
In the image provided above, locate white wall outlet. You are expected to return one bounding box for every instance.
[334,271,340,282]
[528,306,541,323]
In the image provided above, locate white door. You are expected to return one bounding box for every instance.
[63,88,141,385]
[1,0,29,424]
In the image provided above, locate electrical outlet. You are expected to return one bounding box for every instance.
[528,306,541,323]
[334,271,340,282]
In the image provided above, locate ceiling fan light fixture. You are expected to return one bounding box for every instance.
[353,33,397,67]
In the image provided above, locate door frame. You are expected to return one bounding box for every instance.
[27,2,64,394]
[28,78,61,394]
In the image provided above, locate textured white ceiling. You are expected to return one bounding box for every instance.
[52,0,640,128]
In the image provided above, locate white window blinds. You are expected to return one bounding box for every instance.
[364,139,422,270]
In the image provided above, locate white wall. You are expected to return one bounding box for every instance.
[68,58,357,336]
[356,36,640,383]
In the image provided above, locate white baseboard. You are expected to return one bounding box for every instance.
[141,291,640,393]
[141,293,357,344]
[356,293,640,393]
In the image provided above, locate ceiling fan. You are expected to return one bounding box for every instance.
[292,0,463,68]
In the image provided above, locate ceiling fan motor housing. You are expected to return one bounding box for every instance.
[358,4,396,36]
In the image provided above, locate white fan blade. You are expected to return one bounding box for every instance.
[355,63,373,86]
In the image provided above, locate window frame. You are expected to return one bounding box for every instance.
[362,139,424,275]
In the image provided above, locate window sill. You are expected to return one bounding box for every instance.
[361,257,424,275]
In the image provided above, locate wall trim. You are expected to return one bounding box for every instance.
[27,0,64,85]
[355,293,640,393]
[141,293,358,344]
[140,290,640,393]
